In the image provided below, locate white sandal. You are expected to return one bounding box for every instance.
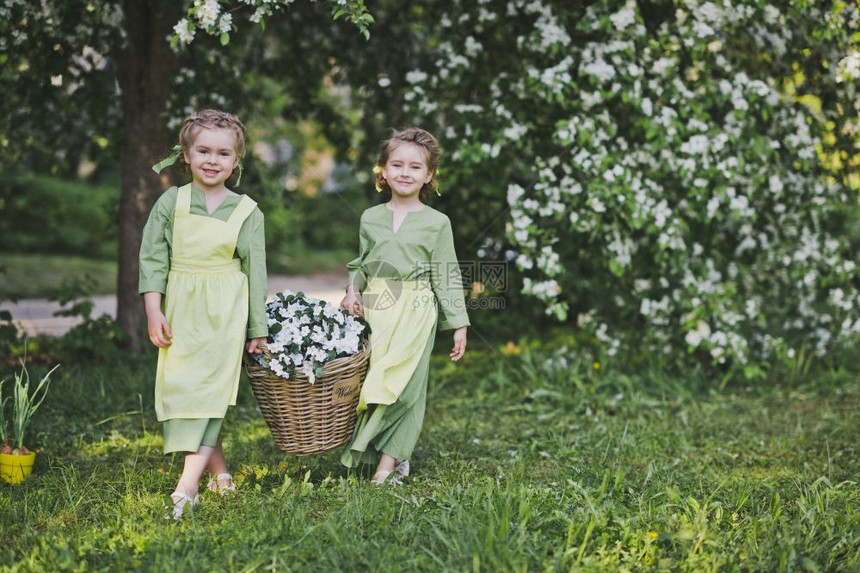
[166,491,198,520]
[207,472,237,494]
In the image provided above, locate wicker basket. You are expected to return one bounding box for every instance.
[243,342,370,456]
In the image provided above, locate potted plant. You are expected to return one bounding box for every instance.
[0,361,60,484]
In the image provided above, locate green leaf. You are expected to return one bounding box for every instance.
[220,32,230,46]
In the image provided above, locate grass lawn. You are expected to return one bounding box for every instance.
[0,254,117,300]
[1,341,858,571]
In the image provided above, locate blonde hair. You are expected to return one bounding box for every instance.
[178,109,246,174]
[374,127,440,201]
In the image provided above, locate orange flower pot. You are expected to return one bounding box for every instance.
[0,452,36,484]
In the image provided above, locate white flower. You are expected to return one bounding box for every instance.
[193,0,221,29]
[653,58,674,75]
[609,7,636,30]
[680,135,709,155]
[581,59,615,82]
[504,123,528,140]
[684,320,711,347]
[454,104,483,114]
[641,97,653,117]
[464,36,482,56]
[835,50,860,83]
[249,7,270,23]
[692,20,715,39]
[218,12,232,34]
[405,70,428,83]
[252,291,368,383]
[507,184,525,206]
[173,18,196,44]
[768,175,784,194]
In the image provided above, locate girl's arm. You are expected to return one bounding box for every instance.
[341,213,368,316]
[450,326,467,361]
[143,292,172,348]
[139,187,176,295]
[430,217,471,332]
[239,209,268,339]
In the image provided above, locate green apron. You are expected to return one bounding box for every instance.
[154,184,257,421]
[357,278,437,410]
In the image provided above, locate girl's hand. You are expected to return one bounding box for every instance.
[339,287,364,317]
[147,312,173,348]
[143,292,172,348]
[246,337,266,354]
[450,326,467,361]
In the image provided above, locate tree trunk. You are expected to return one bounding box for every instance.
[114,0,179,351]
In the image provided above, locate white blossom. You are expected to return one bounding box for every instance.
[252,291,368,383]
[173,18,196,44]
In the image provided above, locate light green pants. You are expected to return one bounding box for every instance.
[163,418,223,454]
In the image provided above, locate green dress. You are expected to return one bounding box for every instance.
[139,184,267,453]
[340,204,470,467]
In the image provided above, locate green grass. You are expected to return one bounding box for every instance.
[0,254,117,299]
[1,342,858,571]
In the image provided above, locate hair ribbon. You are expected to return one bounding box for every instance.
[151,145,182,174]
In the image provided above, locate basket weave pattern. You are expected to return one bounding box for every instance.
[244,342,370,456]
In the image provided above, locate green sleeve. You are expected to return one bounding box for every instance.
[431,217,470,331]
[238,207,268,339]
[138,187,177,294]
[346,215,368,292]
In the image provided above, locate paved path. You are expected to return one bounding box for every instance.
[1,272,347,337]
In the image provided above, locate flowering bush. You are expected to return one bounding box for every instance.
[387,0,859,371]
[251,290,368,384]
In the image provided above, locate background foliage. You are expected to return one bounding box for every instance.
[0,0,857,370]
[350,0,859,373]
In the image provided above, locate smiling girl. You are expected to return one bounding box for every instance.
[339,127,470,484]
[140,109,267,518]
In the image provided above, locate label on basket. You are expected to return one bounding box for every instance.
[331,375,361,405]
